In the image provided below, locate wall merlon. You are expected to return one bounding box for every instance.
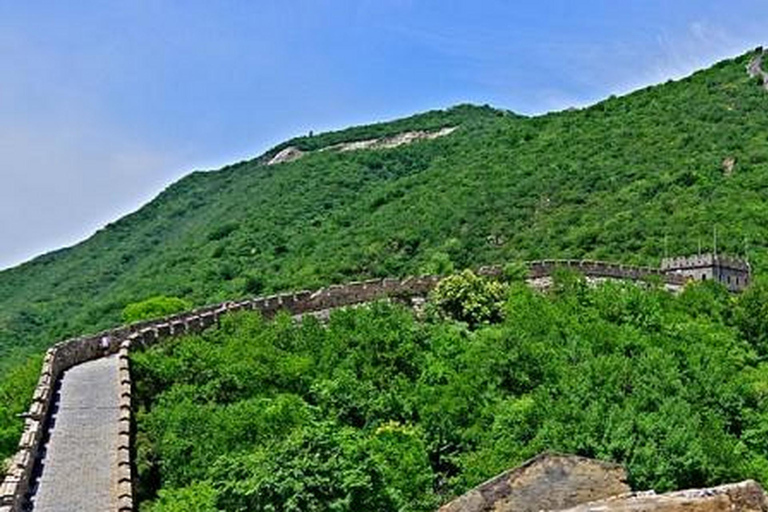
[156,323,171,338]
[118,495,133,511]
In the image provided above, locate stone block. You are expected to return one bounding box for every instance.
[562,480,768,512]
[156,324,171,338]
[40,361,53,377]
[140,327,157,344]
[119,382,131,399]
[118,418,131,436]
[28,401,45,420]
[116,447,131,467]
[171,320,186,335]
[0,479,20,504]
[12,450,30,470]
[18,429,35,450]
[117,480,132,499]
[438,453,629,512]
[200,312,215,328]
[37,373,52,389]
[186,315,201,331]
[117,494,134,511]
[117,462,131,483]
[32,385,50,403]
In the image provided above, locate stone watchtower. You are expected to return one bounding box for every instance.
[661,254,751,292]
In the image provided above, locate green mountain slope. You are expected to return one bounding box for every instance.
[2,49,768,372]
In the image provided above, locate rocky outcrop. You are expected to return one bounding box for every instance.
[438,454,768,512]
[438,453,630,512]
[321,126,458,153]
[265,126,458,166]
[266,146,305,165]
[563,480,768,512]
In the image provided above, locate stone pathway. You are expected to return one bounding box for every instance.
[29,355,119,512]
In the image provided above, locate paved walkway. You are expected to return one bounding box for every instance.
[29,355,119,512]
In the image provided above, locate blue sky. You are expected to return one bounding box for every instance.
[1,1,767,270]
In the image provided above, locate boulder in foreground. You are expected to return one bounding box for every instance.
[439,452,768,512]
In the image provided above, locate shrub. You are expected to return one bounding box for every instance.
[122,296,192,324]
[428,270,507,327]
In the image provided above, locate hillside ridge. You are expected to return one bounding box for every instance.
[1,47,767,404]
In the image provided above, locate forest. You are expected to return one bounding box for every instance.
[2,49,768,489]
[131,271,768,511]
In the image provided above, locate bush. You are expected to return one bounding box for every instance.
[122,296,192,324]
[428,270,507,327]
[133,282,768,509]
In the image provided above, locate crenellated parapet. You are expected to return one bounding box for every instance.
[661,253,750,292]
[661,253,750,272]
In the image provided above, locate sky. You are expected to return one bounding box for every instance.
[1,1,767,270]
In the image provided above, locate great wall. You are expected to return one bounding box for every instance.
[748,48,768,91]
[0,255,752,511]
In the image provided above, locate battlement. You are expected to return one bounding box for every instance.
[661,253,750,272]
[660,253,750,292]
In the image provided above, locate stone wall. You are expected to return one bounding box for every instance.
[0,259,702,511]
[661,254,750,272]
[116,339,133,511]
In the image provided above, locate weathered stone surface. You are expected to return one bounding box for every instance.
[30,356,120,512]
[438,453,630,512]
[563,480,768,512]
[437,455,768,512]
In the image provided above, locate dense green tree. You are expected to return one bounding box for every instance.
[131,277,768,510]
[123,296,192,323]
[428,270,507,327]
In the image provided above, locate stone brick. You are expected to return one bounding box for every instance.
[116,448,130,467]
[117,480,132,499]
[117,494,133,511]
[117,463,131,484]
[119,382,131,399]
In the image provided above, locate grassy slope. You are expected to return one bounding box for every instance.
[2,50,768,372]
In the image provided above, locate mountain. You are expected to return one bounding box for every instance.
[2,48,768,373]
